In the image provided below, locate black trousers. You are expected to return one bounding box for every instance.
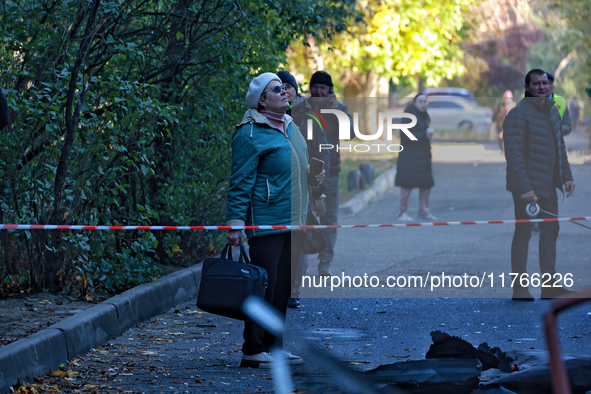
[511,190,559,279]
[242,231,303,355]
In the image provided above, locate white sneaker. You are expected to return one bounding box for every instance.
[241,352,274,368]
[283,351,303,365]
[397,213,414,222]
[240,351,304,368]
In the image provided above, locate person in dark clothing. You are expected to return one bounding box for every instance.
[278,70,328,307]
[0,89,8,129]
[278,70,304,308]
[277,70,299,114]
[503,69,576,301]
[289,75,331,200]
[395,94,436,221]
[305,71,353,276]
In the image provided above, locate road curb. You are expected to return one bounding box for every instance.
[339,165,397,217]
[0,264,202,393]
[0,165,392,393]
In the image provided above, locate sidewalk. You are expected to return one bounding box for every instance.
[12,296,279,393]
[0,266,202,393]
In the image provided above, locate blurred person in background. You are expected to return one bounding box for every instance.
[492,90,516,152]
[569,100,580,132]
[395,93,437,222]
[546,72,572,136]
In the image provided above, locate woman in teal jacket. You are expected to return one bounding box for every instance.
[226,72,322,368]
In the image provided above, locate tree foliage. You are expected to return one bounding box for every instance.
[436,0,540,97]
[287,0,475,93]
[528,0,591,95]
[0,0,354,295]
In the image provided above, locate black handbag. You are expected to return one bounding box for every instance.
[197,242,268,321]
[302,188,328,255]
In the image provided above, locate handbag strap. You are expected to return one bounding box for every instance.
[307,186,318,216]
[222,241,251,264]
[238,241,251,264]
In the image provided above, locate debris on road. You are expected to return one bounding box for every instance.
[426,331,514,372]
[355,331,591,394]
[481,351,591,394]
[364,358,482,393]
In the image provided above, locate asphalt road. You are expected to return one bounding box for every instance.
[25,142,591,394]
[302,160,591,299]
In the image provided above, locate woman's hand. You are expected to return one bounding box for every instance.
[226,230,243,246]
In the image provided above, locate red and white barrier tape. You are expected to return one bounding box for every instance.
[0,216,589,230]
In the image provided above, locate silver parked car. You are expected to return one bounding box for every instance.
[424,87,475,101]
[390,95,493,135]
[426,96,492,134]
[394,87,475,107]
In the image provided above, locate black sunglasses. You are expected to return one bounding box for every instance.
[263,85,287,95]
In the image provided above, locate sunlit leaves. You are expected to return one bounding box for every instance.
[288,0,474,89]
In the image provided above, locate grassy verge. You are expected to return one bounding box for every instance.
[432,128,492,141]
[338,154,397,203]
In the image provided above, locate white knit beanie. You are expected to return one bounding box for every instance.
[246,72,282,109]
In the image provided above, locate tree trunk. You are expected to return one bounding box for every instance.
[343,71,389,138]
[44,0,101,291]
